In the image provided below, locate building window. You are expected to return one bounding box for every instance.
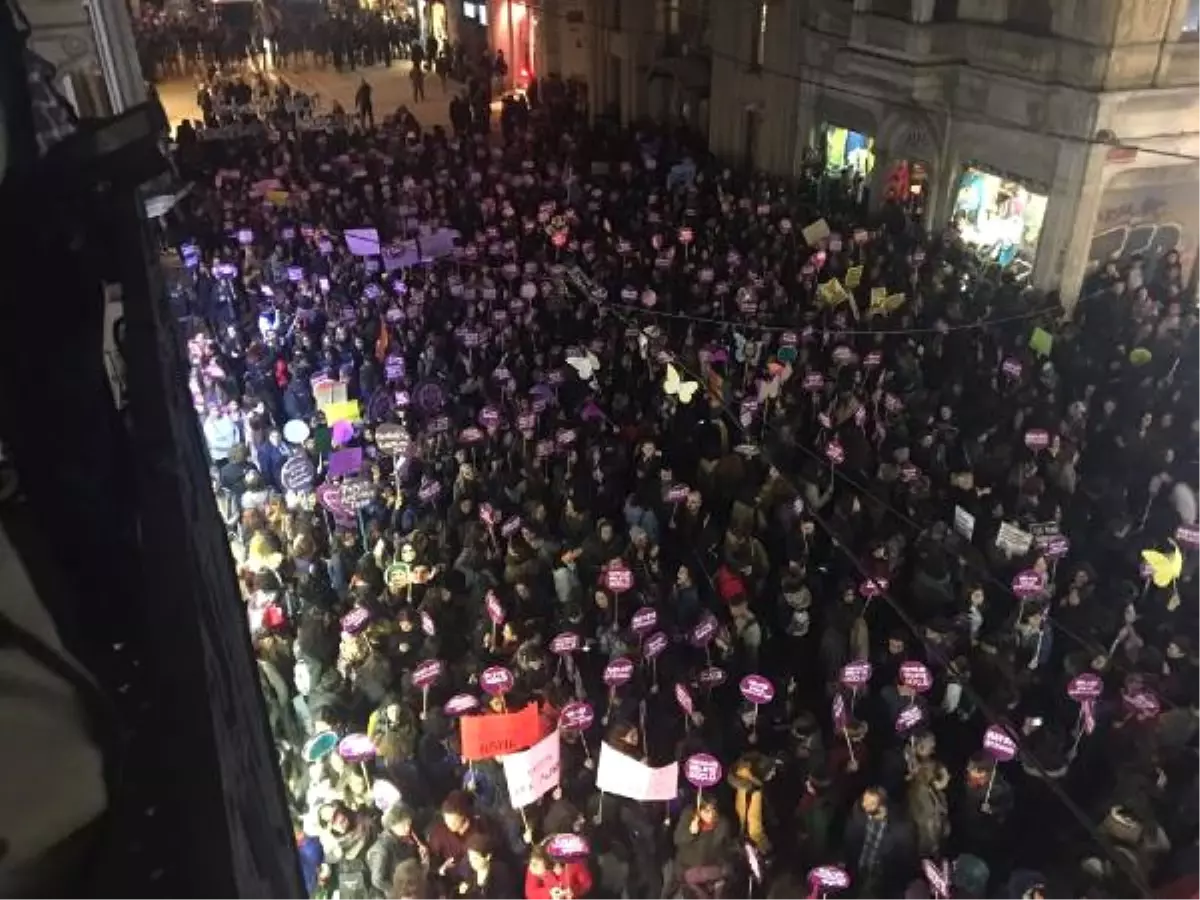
[659,0,681,35]
[751,1,767,67]
[931,0,957,22]
[1184,0,1200,39]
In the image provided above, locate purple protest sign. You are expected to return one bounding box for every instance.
[479,503,501,526]
[808,866,850,892]
[1067,673,1103,701]
[863,350,882,368]
[675,683,695,716]
[1001,358,1023,379]
[922,860,951,899]
[412,659,444,688]
[556,428,577,446]
[839,661,873,687]
[684,753,723,789]
[1024,429,1051,451]
[443,693,480,716]
[1123,690,1161,720]
[899,661,933,692]
[500,516,522,538]
[418,480,441,502]
[895,706,925,734]
[485,590,505,626]
[559,701,594,731]
[1176,524,1200,549]
[825,440,846,465]
[478,406,502,430]
[643,631,669,659]
[536,439,555,459]
[690,614,718,647]
[338,733,377,763]
[341,607,371,635]
[832,694,848,730]
[420,610,436,637]
[666,483,690,503]
[803,372,825,392]
[698,666,726,688]
[982,725,1019,761]
[1044,536,1070,559]
[603,657,635,687]
[460,426,485,444]
[328,447,364,478]
[603,563,634,593]
[739,674,775,705]
[517,412,537,432]
[546,833,591,862]
[859,577,889,599]
[631,607,658,634]
[480,666,515,696]
[1011,569,1044,597]
[551,632,581,655]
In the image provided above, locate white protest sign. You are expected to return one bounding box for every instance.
[500,730,561,808]
[953,505,976,541]
[596,741,679,801]
[345,227,381,256]
[995,521,1033,556]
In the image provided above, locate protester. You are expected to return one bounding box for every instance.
[169,52,1199,899]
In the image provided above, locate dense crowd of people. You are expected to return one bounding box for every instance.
[169,60,1199,900]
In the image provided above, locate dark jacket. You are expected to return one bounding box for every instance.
[673,813,735,871]
[842,807,915,890]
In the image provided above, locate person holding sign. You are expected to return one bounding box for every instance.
[670,798,735,899]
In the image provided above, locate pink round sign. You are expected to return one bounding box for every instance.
[480,666,515,696]
[559,701,594,731]
[643,631,669,659]
[674,683,695,715]
[982,725,1019,761]
[684,753,723,788]
[603,564,635,593]
[809,866,851,891]
[631,607,658,634]
[895,706,925,734]
[840,661,873,687]
[739,674,775,705]
[698,666,726,687]
[899,661,933,692]
[546,833,591,861]
[550,632,581,654]
[1068,673,1103,701]
[690,615,718,647]
[604,657,635,686]
[485,590,505,625]
[412,659,443,688]
[1012,569,1044,597]
[443,693,480,716]
[338,733,376,763]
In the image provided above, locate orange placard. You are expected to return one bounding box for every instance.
[460,704,542,761]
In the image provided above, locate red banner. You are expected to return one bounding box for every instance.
[459,703,542,761]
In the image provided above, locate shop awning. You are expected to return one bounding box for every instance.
[647,56,712,94]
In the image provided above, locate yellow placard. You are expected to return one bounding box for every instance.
[818,278,849,307]
[321,400,361,424]
[265,190,290,206]
[802,218,831,246]
[868,287,888,315]
[845,266,863,289]
[883,293,907,314]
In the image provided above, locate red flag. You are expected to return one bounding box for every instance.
[374,316,389,362]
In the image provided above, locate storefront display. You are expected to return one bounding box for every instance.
[824,125,875,177]
[952,166,1047,267]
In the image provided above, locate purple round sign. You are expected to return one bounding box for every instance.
[982,725,1019,761]
[840,661,873,687]
[338,733,376,763]
[809,865,851,891]
[1067,673,1103,701]
[1123,690,1161,719]
[412,659,444,688]
[485,590,505,625]
[899,661,933,692]
[674,683,695,715]
[1044,536,1070,559]
[1012,569,1044,597]
[895,705,925,734]
[631,607,658,634]
[739,674,775,705]
[698,666,726,688]
[559,701,595,731]
[690,615,718,647]
[480,665,515,696]
[643,631,669,659]
[443,693,480,716]
[550,632,581,655]
[604,657,635,686]
[603,564,635,593]
[683,753,723,789]
[545,833,591,861]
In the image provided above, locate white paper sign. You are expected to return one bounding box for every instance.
[953,505,976,541]
[995,521,1033,555]
[596,741,680,802]
[500,730,561,808]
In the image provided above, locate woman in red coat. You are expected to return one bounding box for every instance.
[524,845,593,900]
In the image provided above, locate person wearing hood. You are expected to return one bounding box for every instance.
[728,751,777,855]
[367,805,425,897]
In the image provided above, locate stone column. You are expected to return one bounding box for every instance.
[1039,142,1109,314]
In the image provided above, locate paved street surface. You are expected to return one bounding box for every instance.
[156,60,456,131]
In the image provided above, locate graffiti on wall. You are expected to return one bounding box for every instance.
[1088,169,1198,276]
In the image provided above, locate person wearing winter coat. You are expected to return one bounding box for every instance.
[524,844,593,899]
[672,800,735,890]
[367,806,424,897]
[728,752,777,855]
[843,787,916,898]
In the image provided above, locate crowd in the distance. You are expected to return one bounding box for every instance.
[167,56,1199,900]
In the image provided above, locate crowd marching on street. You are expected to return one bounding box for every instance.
[166,38,1199,900]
